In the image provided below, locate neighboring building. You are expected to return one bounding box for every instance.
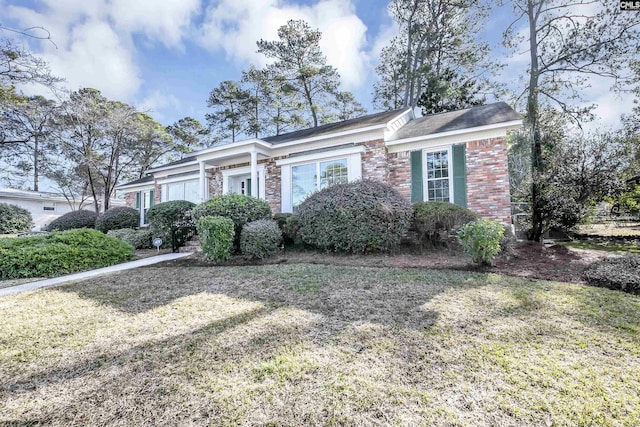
[116,102,522,227]
[0,188,125,231]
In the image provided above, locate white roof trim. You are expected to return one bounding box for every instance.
[156,173,201,185]
[275,145,365,166]
[115,181,155,190]
[269,123,387,148]
[385,119,523,146]
[384,108,413,130]
[147,160,199,173]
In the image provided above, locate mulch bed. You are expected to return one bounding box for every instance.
[145,241,608,285]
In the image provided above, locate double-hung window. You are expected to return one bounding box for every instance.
[292,158,348,210]
[424,149,451,202]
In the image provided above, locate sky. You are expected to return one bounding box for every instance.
[1,0,636,132]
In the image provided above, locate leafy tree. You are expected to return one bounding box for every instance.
[323,91,367,123]
[0,39,62,145]
[374,0,494,110]
[129,113,174,180]
[505,0,640,240]
[0,95,57,191]
[206,80,252,143]
[166,116,209,156]
[417,68,486,114]
[257,19,341,128]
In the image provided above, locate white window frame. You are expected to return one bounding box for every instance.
[423,146,454,203]
[280,152,362,213]
[221,165,266,200]
[161,179,200,203]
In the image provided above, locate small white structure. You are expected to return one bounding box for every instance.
[0,188,125,231]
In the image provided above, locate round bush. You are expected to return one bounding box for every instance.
[192,194,271,249]
[584,255,640,295]
[95,207,140,233]
[0,229,134,279]
[240,219,282,259]
[197,215,235,261]
[107,228,153,249]
[0,203,33,234]
[273,213,301,247]
[46,209,98,232]
[457,219,504,266]
[297,179,412,253]
[412,201,478,246]
[147,200,196,252]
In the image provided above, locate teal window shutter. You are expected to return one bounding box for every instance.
[410,150,423,203]
[452,144,467,207]
[135,191,141,210]
[246,178,252,197]
[149,189,155,207]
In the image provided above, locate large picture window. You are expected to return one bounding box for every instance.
[292,158,348,209]
[425,150,450,202]
[166,180,199,204]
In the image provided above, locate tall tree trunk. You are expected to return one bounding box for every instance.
[526,0,544,242]
[33,136,39,192]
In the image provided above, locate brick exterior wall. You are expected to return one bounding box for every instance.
[209,169,223,197]
[359,138,389,182]
[388,151,411,200]
[124,191,136,208]
[465,137,511,224]
[265,157,283,214]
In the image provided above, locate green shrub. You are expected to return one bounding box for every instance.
[240,219,282,259]
[457,219,504,266]
[584,255,640,295]
[46,209,98,231]
[192,195,271,249]
[95,207,140,233]
[0,203,33,234]
[297,180,412,253]
[197,216,235,261]
[0,229,133,279]
[412,201,478,246]
[147,200,196,252]
[273,213,301,247]
[107,228,153,249]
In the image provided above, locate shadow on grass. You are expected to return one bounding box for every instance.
[59,264,474,331]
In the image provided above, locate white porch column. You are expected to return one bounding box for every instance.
[250,151,258,198]
[199,161,207,202]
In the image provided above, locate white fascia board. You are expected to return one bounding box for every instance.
[188,138,272,158]
[275,145,365,166]
[147,160,199,174]
[271,124,388,149]
[156,173,201,185]
[385,120,523,148]
[115,183,155,192]
[220,164,266,178]
[197,144,270,163]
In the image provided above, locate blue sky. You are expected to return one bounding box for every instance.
[2,0,633,131]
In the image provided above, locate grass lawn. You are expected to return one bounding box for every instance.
[559,240,640,254]
[1,264,639,426]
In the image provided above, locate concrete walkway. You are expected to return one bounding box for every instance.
[0,252,191,297]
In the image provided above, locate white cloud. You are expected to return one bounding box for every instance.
[138,91,182,121]
[110,0,202,49]
[5,0,201,101]
[198,0,369,89]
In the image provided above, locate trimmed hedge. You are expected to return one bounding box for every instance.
[147,200,196,252]
[107,228,153,249]
[197,216,235,261]
[0,229,134,279]
[297,180,412,253]
[46,209,98,232]
[584,255,640,295]
[457,219,504,266]
[412,201,478,246]
[240,219,282,259]
[0,203,33,234]
[192,195,271,249]
[95,207,140,233]
[273,213,301,247]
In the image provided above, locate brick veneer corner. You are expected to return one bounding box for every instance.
[465,137,511,225]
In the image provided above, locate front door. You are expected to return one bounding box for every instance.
[230,174,257,197]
